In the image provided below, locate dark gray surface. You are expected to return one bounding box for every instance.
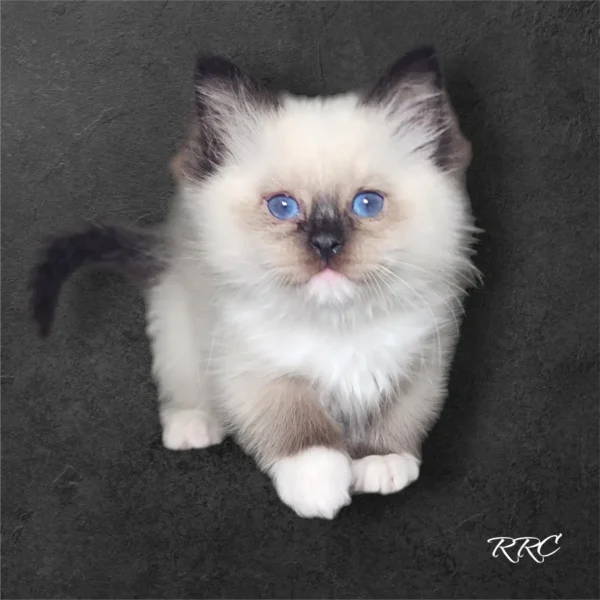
[2,2,598,598]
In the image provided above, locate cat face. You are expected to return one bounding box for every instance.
[175,49,475,307]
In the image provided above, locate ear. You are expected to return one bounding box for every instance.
[365,46,471,173]
[175,56,279,182]
[193,55,277,121]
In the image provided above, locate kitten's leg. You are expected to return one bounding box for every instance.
[351,367,446,496]
[223,375,352,519]
[146,273,224,450]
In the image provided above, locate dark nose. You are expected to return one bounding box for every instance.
[310,232,343,261]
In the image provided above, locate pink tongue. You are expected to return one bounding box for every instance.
[312,268,340,283]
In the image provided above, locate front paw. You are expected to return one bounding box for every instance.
[271,447,352,519]
[160,409,225,451]
[352,453,420,495]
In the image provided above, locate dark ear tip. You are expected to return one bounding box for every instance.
[389,44,442,82]
[405,44,438,61]
[195,55,241,80]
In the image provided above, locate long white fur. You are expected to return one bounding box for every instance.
[271,447,352,519]
[145,88,477,518]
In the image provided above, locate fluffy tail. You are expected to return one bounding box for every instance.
[30,222,166,337]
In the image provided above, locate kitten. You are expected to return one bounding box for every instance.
[31,46,479,519]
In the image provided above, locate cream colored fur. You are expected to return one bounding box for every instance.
[145,56,478,519]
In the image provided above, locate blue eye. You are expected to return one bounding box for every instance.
[352,191,384,218]
[267,194,300,220]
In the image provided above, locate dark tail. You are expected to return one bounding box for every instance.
[30,222,166,337]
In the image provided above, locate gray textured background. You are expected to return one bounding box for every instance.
[2,2,598,598]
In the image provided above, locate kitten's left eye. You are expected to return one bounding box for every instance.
[352,191,384,218]
[267,195,300,220]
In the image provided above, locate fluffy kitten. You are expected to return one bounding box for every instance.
[31,46,479,519]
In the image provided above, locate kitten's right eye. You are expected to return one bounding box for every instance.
[267,195,300,220]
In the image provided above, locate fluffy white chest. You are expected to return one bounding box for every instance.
[226,303,435,418]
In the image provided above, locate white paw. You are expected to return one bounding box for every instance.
[352,453,420,495]
[161,409,225,450]
[271,447,352,519]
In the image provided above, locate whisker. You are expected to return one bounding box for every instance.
[376,265,444,371]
